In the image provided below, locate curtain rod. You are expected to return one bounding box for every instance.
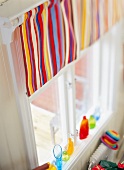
[0,0,49,28]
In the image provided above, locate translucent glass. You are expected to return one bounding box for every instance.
[75,53,94,124]
[31,79,62,164]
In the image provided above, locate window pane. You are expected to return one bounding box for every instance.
[31,79,62,165]
[75,52,94,124]
[75,42,102,128]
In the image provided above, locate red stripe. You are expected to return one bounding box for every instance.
[55,4,62,69]
[48,9,57,76]
[20,25,30,96]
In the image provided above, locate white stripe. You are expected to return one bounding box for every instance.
[61,1,69,65]
[30,9,41,89]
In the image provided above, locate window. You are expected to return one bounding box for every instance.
[31,79,63,164]
[29,34,112,165]
[1,0,122,169]
[9,20,122,170]
[75,52,94,124]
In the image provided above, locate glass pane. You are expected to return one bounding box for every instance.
[75,53,94,124]
[31,79,62,165]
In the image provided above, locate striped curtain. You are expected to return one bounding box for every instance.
[99,0,105,36]
[61,0,76,65]
[92,0,100,42]
[20,0,76,96]
[85,0,92,47]
[20,2,52,96]
[48,0,65,76]
[80,0,124,50]
[80,0,86,50]
[99,0,109,36]
[19,0,124,96]
[80,0,92,49]
[103,0,108,33]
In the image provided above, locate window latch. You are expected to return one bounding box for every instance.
[66,81,72,89]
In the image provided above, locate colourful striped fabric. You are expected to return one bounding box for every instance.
[81,0,100,49]
[20,0,70,96]
[99,0,105,36]
[112,0,117,25]
[80,0,86,50]
[20,2,52,96]
[92,0,100,42]
[61,0,76,64]
[71,0,81,58]
[80,0,124,50]
[48,0,65,76]
[104,0,108,33]
[99,0,108,35]
[85,0,92,47]
[19,0,124,96]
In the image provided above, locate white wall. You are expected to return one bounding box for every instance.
[0,33,29,170]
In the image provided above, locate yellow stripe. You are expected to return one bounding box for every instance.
[22,13,34,94]
[112,0,116,24]
[61,1,69,65]
[42,5,51,80]
[85,0,91,47]
[81,0,86,49]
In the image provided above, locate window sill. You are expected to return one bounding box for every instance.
[62,111,113,170]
